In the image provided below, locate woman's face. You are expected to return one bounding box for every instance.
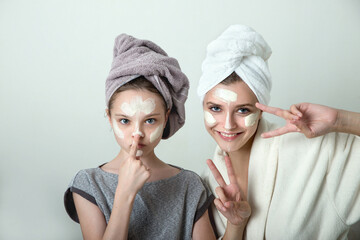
[203,81,261,153]
[109,89,168,157]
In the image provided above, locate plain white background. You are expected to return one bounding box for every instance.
[1,0,359,239]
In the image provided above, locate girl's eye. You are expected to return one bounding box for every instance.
[237,108,250,114]
[145,118,156,124]
[119,119,129,124]
[210,106,221,112]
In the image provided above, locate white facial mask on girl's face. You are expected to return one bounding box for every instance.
[112,118,124,139]
[150,124,163,143]
[121,96,156,116]
[121,96,156,137]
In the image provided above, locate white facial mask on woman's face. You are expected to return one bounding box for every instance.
[213,88,238,130]
[244,110,260,127]
[204,111,216,126]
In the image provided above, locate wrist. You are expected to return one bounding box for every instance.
[222,220,248,240]
[227,218,248,231]
[115,187,137,204]
[334,109,360,135]
[333,108,342,133]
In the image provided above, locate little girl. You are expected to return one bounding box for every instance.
[64,34,215,240]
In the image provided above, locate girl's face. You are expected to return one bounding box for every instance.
[109,89,168,157]
[203,81,261,153]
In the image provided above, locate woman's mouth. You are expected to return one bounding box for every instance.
[216,131,241,141]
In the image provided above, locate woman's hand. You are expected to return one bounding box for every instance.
[207,156,251,226]
[117,135,151,197]
[256,102,339,138]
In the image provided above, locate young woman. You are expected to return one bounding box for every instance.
[64,34,216,240]
[198,25,360,239]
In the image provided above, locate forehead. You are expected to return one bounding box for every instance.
[112,89,165,110]
[205,81,258,103]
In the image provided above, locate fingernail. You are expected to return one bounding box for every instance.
[136,150,143,157]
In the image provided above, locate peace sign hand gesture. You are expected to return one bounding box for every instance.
[207,156,251,226]
[256,102,339,138]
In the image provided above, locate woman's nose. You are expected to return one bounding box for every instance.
[224,112,236,130]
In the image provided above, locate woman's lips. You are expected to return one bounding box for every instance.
[216,130,241,141]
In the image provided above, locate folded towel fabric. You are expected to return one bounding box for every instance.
[197,25,272,105]
[105,34,189,139]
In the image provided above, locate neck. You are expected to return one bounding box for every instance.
[226,133,255,194]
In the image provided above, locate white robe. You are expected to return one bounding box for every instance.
[202,119,360,239]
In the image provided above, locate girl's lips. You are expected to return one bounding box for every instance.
[216,130,241,141]
[137,144,145,149]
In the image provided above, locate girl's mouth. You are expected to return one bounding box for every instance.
[137,144,146,149]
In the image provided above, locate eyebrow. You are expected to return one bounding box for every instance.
[206,101,254,108]
[114,113,162,117]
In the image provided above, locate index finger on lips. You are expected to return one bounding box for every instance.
[224,156,237,185]
[206,159,226,188]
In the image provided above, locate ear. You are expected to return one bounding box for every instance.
[164,109,171,127]
[106,109,112,126]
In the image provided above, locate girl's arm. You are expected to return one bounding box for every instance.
[73,189,135,240]
[74,135,150,240]
[73,192,107,239]
[192,210,216,240]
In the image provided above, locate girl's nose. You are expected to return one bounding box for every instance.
[132,122,145,137]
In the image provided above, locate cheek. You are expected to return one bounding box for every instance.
[149,124,163,143]
[244,112,260,128]
[204,111,216,127]
[112,119,124,139]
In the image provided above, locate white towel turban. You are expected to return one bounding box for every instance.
[197,25,272,105]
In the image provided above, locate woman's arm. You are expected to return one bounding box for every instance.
[334,109,360,136]
[192,210,216,240]
[206,157,251,240]
[256,102,360,138]
[74,135,150,240]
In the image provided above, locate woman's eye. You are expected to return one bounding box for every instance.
[145,118,156,124]
[237,108,250,114]
[119,119,129,124]
[210,106,221,112]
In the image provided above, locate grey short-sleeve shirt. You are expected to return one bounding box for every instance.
[64,165,214,240]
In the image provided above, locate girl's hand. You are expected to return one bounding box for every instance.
[207,156,251,226]
[117,135,151,197]
[256,102,338,138]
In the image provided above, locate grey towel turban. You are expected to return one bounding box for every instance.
[105,34,189,139]
[197,25,272,105]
